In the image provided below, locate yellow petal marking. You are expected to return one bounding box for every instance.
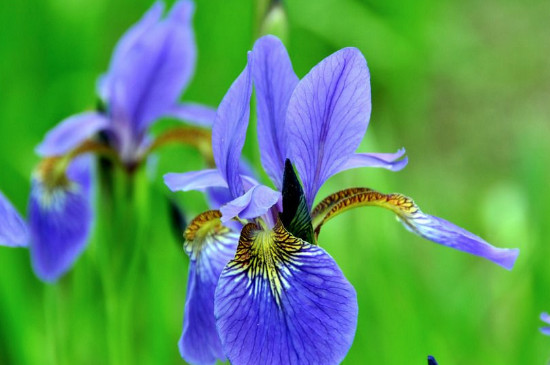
[184,210,231,259]
[225,220,305,306]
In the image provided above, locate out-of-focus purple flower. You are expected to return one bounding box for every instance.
[0,156,93,282]
[540,312,550,336]
[428,355,439,365]
[37,0,215,165]
[2,0,214,283]
[28,156,93,282]
[0,191,28,247]
[165,35,519,364]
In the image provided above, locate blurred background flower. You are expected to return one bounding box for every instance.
[0,0,549,364]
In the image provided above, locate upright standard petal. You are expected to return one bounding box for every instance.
[428,355,439,365]
[103,0,197,134]
[180,211,238,365]
[28,156,93,282]
[35,112,109,157]
[211,57,253,198]
[540,312,550,336]
[215,221,358,365]
[286,47,371,208]
[99,1,165,100]
[252,35,299,189]
[312,187,519,270]
[0,190,28,247]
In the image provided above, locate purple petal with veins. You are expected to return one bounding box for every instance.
[286,48,371,208]
[215,222,357,365]
[252,35,298,189]
[211,55,253,198]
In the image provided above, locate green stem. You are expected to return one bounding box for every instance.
[43,285,58,365]
[44,284,69,365]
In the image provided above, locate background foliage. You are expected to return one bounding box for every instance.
[0,0,549,364]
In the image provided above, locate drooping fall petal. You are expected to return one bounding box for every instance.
[215,220,357,365]
[179,210,238,364]
[313,187,519,270]
[28,156,93,282]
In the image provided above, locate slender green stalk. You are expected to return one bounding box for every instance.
[94,163,151,365]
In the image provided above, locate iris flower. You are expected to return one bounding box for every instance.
[0,0,214,282]
[540,312,550,335]
[166,35,519,364]
[428,355,439,364]
[37,0,214,164]
[0,157,92,282]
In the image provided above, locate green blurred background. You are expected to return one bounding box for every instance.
[1,0,549,364]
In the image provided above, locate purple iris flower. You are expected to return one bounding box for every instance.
[540,312,550,336]
[36,0,215,164]
[0,0,213,282]
[0,156,93,282]
[165,35,519,364]
[428,355,439,364]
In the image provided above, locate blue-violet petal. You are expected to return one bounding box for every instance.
[252,35,298,189]
[28,156,93,282]
[286,47,371,208]
[0,190,28,247]
[179,211,238,364]
[211,55,253,198]
[215,221,358,365]
[36,112,109,157]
